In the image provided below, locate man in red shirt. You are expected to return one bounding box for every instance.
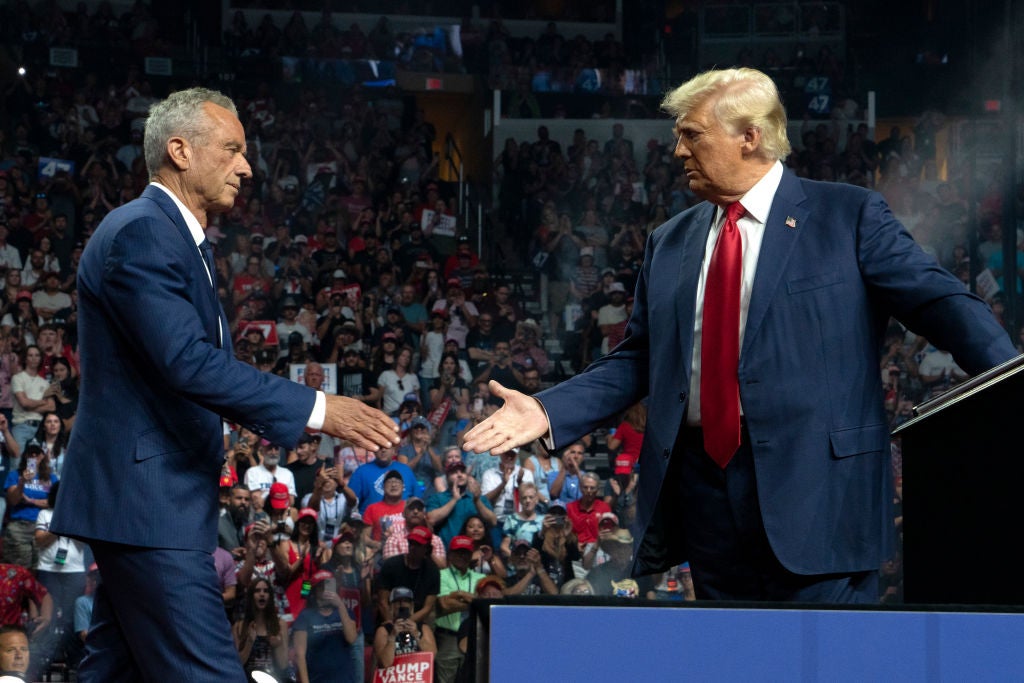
[0,564,52,635]
[362,470,408,548]
[566,472,611,546]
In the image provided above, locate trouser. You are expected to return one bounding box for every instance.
[1,519,37,568]
[675,424,878,604]
[78,541,248,683]
[434,627,463,683]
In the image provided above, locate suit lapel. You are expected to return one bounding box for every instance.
[140,185,225,347]
[741,172,809,357]
[674,203,716,366]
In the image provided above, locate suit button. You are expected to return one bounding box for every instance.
[662,448,670,459]
[678,392,687,402]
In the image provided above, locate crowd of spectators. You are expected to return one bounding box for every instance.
[0,2,1019,681]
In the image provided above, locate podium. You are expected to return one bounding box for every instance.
[893,353,1024,605]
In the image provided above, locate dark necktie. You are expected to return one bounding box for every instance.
[199,238,223,347]
[700,201,745,468]
[199,238,217,292]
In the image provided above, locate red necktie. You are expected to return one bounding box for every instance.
[701,202,745,468]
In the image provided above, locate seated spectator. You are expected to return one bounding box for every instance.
[304,465,355,545]
[235,522,289,621]
[287,432,325,503]
[606,402,645,524]
[0,625,29,682]
[434,535,485,682]
[245,441,297,508]
[460,514,506,579]
[430,280,477,349]
[11,345,53,451]
[427,353,470,445]
[549,441,585,503]
[480,449,534,526]
[426,461,497,546]
[372,586,437,671]
[376,527,440,626]
[566,472,612,547]
[293,570,359,683]
[471,339,522,393]
[522,442,559,507]
[26,412,67,478]
[32,481,87,666]
[560,578,595,596]
[503,541,558,596]
[68,564,99,669]
[382,495,446,567]
[586,529,645,598]
[532,502,580,590]
[500,482,545,555]
[337,347,380,406]
[509,319,549,377]
[377,345,420,415]
[279,508,332,621]
[432,445,478,495]
[347,445,416,514]
[325,528,370,683]
[0,563,52,679]
[397,416,442,493]
[3,445,56,568]
[363,471,409,550]
[231,577,288,680]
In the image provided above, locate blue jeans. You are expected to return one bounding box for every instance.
[12,420,38,452]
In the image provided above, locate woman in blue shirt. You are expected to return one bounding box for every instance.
[292,569,359,683]
[3,443,57,568]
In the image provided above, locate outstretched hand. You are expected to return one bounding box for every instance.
[461,380,550,455]
[321,395,400,451]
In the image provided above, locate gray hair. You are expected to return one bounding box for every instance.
[144,87,238,178]
[580,471,600,486]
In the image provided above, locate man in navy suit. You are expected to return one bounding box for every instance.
[464,68,1018,603]
[50,88,399,681]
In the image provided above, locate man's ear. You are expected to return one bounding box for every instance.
[740,126,762,156]
[165,136,191,171]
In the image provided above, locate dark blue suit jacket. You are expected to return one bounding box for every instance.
[52,185,315,551]
[539,171,1017,576]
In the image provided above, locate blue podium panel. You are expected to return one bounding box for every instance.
[488,605,1024,682]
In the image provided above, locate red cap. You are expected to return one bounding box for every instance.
[407,525,433,545]
[449,535,474,552]
[297,507,318,521]
[310,569,334,587]
[268,482,289,509]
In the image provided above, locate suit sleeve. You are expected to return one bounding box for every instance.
[536,231,657,448]
[855,192,1018,374]
[100,216,315,445]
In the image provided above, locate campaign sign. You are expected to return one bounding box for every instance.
[338,586,361,626]
[237,319,279,345]
[38,157,75,180]
[373,651,434,683]
[290,362,337,395]
[420,209,457,237]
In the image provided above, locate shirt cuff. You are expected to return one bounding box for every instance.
[307,391,326,431]
[534,397,556,450]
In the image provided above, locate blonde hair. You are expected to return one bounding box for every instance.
[661,68,792,162]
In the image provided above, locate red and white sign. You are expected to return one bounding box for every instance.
[373,651,434,683]
[237,319,279,345]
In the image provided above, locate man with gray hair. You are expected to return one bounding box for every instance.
[51,88,398,682]
[464,67,1016,604]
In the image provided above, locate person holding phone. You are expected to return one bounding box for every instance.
[292,570,358,683]
[373,586,436,670]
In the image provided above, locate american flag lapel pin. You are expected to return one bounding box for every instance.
[785,216,797,228]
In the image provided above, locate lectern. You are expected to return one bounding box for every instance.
[893,353,1024,605]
